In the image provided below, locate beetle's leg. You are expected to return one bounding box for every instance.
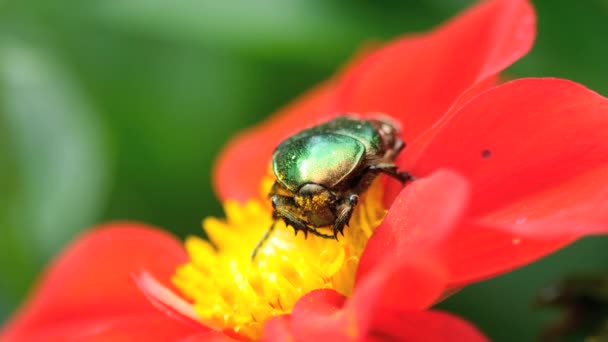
[384,138,406,160]
[309,229,335,239]
[251,220,276,260]
[271,194,336,240]
[395,138,406,154]
[271,194,311,237]
[367,163,414,184]
[333,194,359,240]
[350,163,412,196]
[252,221,333,261]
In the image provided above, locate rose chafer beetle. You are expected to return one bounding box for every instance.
[252,115,411,258]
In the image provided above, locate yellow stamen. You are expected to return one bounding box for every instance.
[172,178,386,340]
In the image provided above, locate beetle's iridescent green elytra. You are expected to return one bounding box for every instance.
[273,133,364,191]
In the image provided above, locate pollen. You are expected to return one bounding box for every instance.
[172,179,386,340]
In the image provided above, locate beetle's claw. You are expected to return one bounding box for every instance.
[291,224,312,239]
[333,225,345,240]
[398,171,415,183]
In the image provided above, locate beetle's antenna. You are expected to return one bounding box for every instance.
[251,220,277,261]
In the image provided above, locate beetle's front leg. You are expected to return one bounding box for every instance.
[251,220,277,260]
[333,194,359,239]
[384,138,406,160]
[271,194,336,239]
[368,163,413,183]
[271,194,311,237]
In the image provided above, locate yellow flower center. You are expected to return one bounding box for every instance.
[172,178,386,340]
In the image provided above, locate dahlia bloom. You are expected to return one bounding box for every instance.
[3,0,608,340]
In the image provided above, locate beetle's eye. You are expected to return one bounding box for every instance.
[380,123,394,135]
[376,122,398,148]
[374,115,401,133]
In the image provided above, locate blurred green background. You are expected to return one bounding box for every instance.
[1,0,607,340]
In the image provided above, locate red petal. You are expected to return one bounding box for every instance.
[443,176,608,284]
[289,289,351,341]
[261,315,293,342]
[352,259,447,314]
[284,262,476,341]
[334,0,534,142]
[358,170,470,281]
[440,223,573,285]
[1,312,219,341]
[214,81,337,202]
[288,259,447,341]
[408,78,608,218]
[405,78,608,283]
[495,187,608,237]
[368,310,488,342]
[1,223,204,341]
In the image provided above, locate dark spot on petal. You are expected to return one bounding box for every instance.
[481,149,492,159]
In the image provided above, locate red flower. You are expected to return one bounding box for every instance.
[4,0,608,340]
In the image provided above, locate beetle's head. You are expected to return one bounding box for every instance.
[295,183,336,211]
[293,183,337,228]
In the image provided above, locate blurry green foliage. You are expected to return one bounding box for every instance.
[0,38,110,308]
[0,0,607,340]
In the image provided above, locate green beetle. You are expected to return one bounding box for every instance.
[252,115,411,258]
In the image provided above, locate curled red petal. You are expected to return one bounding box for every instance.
[287,258,447,341]
[283,262,473,341]
[494,187,608,237]
[290,289,351,341]
[472,166,608,240]
[358,169,470,282]
[134,271,201,326]
[335,0,534,143]
[261,315,293,342]
[439,223,573,285]
[1,223,204,341]
[443,169,608,284]
[352,258,447,314]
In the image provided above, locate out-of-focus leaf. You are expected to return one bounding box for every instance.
[0,36,110,299]
[510,0,608,95]
[536,273,608,341]
[84,0,450,65]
